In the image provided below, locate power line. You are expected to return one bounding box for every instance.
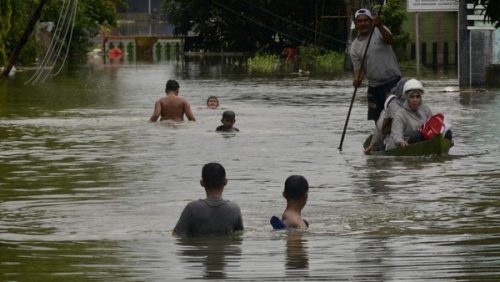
[209,0,346,51]
[25,0,78,84]
[238,0,346,44]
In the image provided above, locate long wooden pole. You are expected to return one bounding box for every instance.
[338,2,384,151]
[2,0,50,78]
[416,12,420,77]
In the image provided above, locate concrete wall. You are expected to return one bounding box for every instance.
[459,1,495,87]
[469,30,493,86]
[485,64,500,87]
[404,11,458,67]
[118,0,163,13]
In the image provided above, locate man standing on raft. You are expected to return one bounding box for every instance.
[350,8,401,123]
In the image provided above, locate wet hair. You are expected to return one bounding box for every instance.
[283,175,309,200]
[207,96,219,106]
[165,79,180,92]
[202,162,226,188]
[222,110,235,120]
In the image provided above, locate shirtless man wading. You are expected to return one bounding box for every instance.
[149,79,196,122]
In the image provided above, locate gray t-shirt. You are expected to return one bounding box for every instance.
[174,196,244,237]
[350,27,401,87]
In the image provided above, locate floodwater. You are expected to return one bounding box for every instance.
[1,58,499,281]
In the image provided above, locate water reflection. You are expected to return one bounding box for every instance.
[1,60,500,280]
[175,236,242,279]
[0,240,127,280]
[353,237,391,281]
[285,232,309,275]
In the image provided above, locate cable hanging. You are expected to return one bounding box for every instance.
[25,0,78,85]
[239,0,346,45]
[210,0,342,52]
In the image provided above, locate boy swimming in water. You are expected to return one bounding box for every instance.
[281,175,309,229]
[216,110,239,132]
[206,96,219,109]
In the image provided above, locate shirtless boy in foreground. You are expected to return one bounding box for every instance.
[149,79,196,122]
[282,175,309,229]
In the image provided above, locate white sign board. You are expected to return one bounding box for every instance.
[407,0,459,12]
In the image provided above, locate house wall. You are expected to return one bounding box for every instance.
[403,11,458,68]
[113,0,173,36]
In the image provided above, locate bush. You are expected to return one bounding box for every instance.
[316,51,344,73]
[298,45,344,74]
[247,54,278,73]
[246,46,345,75]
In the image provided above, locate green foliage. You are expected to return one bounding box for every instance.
[316,51,344,73]
[297,45,321,71]
[0,0,13,65]
[3,0,123,66]
[376,0,411,60]
[247,54,278,73]
[247,46,343,75]
[473,0,500,28]
[17,37,44,66]
[162,0,346,52]
[127,42,134,55]
[55,0,123,59]
[298,45,344,74]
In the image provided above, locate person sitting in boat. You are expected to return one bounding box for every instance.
[280,175,309,229]
[364,78,407,154]
[385,79,433,150]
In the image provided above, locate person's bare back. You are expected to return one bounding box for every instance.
[149,79,196,122]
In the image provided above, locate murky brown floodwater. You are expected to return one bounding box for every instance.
[1,58,499,281]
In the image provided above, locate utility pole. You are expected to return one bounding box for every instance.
[458,0,469,88]
[415,12,420,77]
[2,0,50,78]
[344,0,353,71]
[148,0,152,36]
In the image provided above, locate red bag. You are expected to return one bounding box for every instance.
[419,113,445,140]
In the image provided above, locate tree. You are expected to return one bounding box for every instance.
[2,0,49,78]
[378,0,410,59]
[2,0,125,68]
[162,0,347,53]
[473,0,500,28]
[0,0,13,66]
[41,0,126,60]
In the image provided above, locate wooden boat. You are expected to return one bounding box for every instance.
[364,133,452,156]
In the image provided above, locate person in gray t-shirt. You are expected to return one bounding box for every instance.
[350,8,401,123]
[173,163,244,237]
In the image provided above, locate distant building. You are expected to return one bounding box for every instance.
[404,11,458,70]
[117,0,162,14]
[114,0,173,36]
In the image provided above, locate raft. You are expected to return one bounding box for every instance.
[364,133,452,156]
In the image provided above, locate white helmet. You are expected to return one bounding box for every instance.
[403,79,424,94]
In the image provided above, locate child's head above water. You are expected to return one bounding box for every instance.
[222,110,235,120]
[216,110,239,132]
[283,175,309,201]
[201,162,226,189]
[221,110,236,127]
[206,96,219,109]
